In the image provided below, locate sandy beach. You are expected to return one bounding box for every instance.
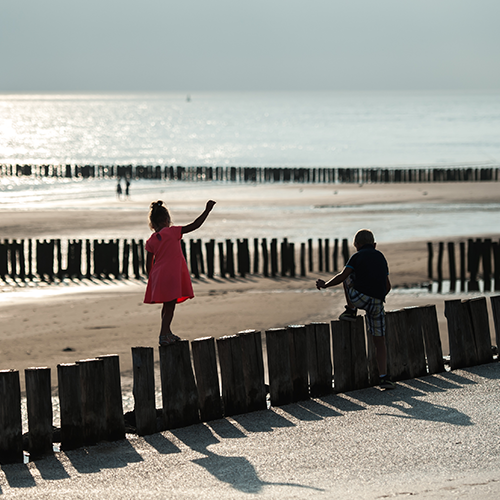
[1,181,499,390]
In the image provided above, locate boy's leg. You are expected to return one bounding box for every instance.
[342,281,357,310]
[339,276,358,321]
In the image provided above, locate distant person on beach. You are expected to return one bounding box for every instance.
[315,229,393,389]
[144,199,216,345]
[116,179,122,199]
[125,178,131,198]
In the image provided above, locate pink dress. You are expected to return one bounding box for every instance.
[143,226,194,304]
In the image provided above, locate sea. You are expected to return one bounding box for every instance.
[1,90,500,243]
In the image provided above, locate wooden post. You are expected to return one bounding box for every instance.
[97,355,125,441]
[79,358,106,444]
[403,307,430,378]
[253,238,259,274]
[300,242,306,277]
[205,239,215,278]
[0,370,23,464]
[270,238,278,277]
[324,239,330,272]
[305,323,332,396]
[131,347,157,436]
[57,363,84,450]
[444,300,478,370]
[333,238,339,272]
[418,305,445,374]
[225,239,235,278]
[25,367,53,458]
[491,296,500,352]
[342,238,350,265]
[385,309,410,381]
[239,330,267,412]
[216,335,247,416]
[318,239,323,272]
[459,241,466,290]
[437,242,444,285]
[265,328,293,406]
[447,242,456,292]
[218,241,225,278]
[468,239,480,291]
[308,238,313,272]
[160,341,200,429]
[331,317,369,392]
[466,297,493,364]
[287,325,309,402]
[261,238,269,277]
[482,239,492,292]
[493,242,500,291]
[191,337,223,422]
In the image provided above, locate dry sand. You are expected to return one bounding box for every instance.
[0,182,499,389]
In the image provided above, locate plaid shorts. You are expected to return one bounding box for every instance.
[345,275,385,337]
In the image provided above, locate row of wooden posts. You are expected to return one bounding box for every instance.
[0,237,351,282]
[1,295,499,465]
[2,163,499,184]
[428,238,500,291]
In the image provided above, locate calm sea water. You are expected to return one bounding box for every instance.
[1,90,500,167]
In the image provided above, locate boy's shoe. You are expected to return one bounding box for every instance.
[379,376,396,390]
[339,306,357,322]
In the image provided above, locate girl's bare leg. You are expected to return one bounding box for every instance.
[160,300,176,338]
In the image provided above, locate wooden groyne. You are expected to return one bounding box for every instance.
[1,295,499,464]
[0,237,350,282]
[1,163,499,184]
[428,238,500,292]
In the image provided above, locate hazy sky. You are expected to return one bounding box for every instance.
[2,0,500,92]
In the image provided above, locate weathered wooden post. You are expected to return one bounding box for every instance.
[331,317,368,392]
[205,239,215,278]
[57,362,83,450]
[217,335,247,416]
[218,241,226,277]
[97,355,125,441]
[447,242,456,292]
[324,239,330,272]
[482,239,492,292]
[308,238,313,272]
[444,299,479,370]
[333,238,339,272]
[0,370,23,464]
[261,238,269,277]
[342,238,350,265]
[437,242,444,286]
[418,305,445,374]
[239,329,267,412]
[491,295,500,351]
[160,341,200,429]
[384,309,410,381]
[317,238,323,272]
[300,242,306,277]
[25,367,53,458]
[305,322,332,396]
[402,307,431,378]
[468,239,480,291]
[253,238,259,274]
[79,358,106,444]
[226,239,235,278]
[265,327,293,406]
[132,347,157,436]
[493,242,500,291]
[189,239,200,278]
[459,241,466,290]
[270,238,278,277]
[427,242,434,280]
[191,337,223,422]
[280,238,288,277]
[466,297,493,364]
[287,325,309,401]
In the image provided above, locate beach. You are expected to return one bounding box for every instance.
[1,181,499,390]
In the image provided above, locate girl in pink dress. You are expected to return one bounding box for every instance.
[144,200,216,345]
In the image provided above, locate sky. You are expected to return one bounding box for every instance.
[1,0,500,92]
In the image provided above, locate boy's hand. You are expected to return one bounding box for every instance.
[316,279,326,290]
[206,200,216,211]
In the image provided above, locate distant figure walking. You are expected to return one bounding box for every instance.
[125,178,131,198]
[315,229,393,389]
[144,200,216,345]
[116,179,123,199]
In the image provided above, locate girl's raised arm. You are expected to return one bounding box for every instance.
[182,200,216,234]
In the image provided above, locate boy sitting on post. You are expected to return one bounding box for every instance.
[315,229,394,389]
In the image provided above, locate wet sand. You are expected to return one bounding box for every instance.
[0,181,499,389]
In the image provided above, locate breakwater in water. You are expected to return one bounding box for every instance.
[2,163,499,183]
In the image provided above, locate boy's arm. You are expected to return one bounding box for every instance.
[316,267,352,290]
[182,200,216,235]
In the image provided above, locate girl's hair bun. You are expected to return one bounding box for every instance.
[151,200,164,210]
